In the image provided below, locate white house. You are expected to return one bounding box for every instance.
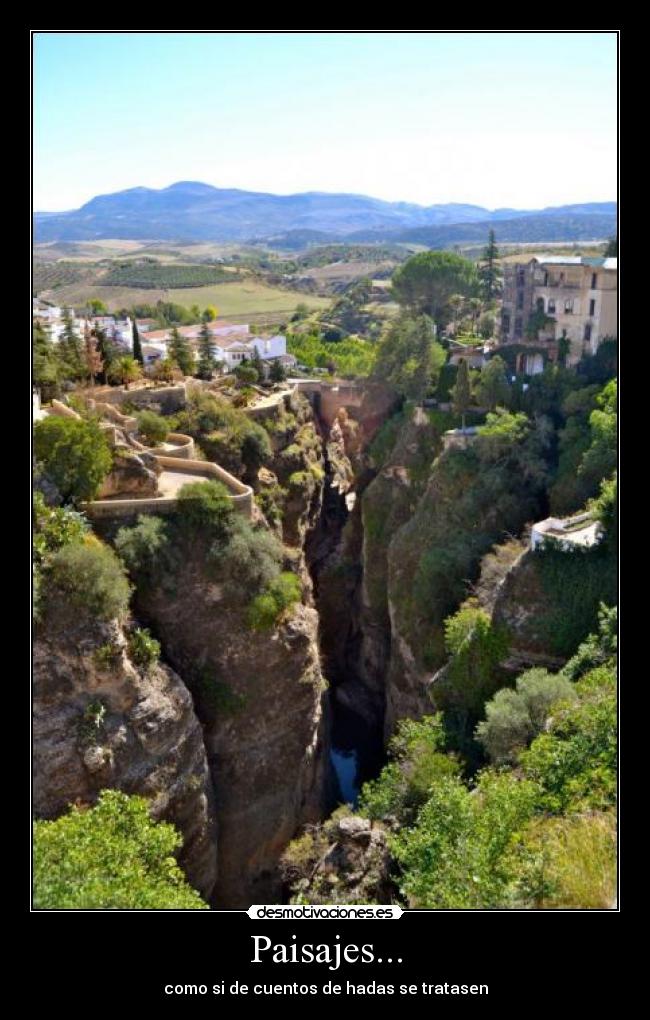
[530,513,603,551]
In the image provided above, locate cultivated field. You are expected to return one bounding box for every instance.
[39,279,330,323]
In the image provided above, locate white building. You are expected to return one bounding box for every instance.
[530,513,603,551]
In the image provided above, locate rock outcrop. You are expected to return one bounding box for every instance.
[33,611,218,900]
[98,449,161,499]
[134,560,328,907]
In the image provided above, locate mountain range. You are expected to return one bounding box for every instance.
[34,181,617,246]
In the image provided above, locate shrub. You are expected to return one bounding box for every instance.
[114,515,170,581]
[45,540,132,620]
[175,480,233,536]
[520,665,616,813]
[209,516,284,594]
[136,410,169,446]
[248,572,301,630]
[33,416,113,504]
[33,789,208,909]
[128,627,160,670]
[33,491,89,566]
[93,642,122,670]
[507,812,616,909]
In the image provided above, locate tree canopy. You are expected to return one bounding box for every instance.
[391,251,480,328]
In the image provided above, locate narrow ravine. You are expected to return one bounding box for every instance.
[305,415,387,809]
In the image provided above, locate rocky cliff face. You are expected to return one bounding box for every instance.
[133,555,328,908]
[33,611,218,900]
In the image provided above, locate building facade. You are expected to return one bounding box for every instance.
[500,256,617,373]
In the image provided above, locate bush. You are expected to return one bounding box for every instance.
[127,627,160,670]
[136,410,169,446]
[175,480,233,536]
[33,491,89,565]
[45,540,132,620]
[247,572,301,630]
[209,516,284,594]
[33,789,208,909]
[33,416,113,504]
[114,515,170,581]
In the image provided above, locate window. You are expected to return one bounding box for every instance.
[516,268,526,287]
[589,298,596,316]
[548,299,556,314]
[584,324,592,342]
[543,271,549,286]
[536,297,545,312]
[591,273,598,289]
[564,298,574,314]
[516,291,524,309]
[514,317,523,338]
[501,312,511,334]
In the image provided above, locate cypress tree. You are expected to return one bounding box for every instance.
[479,230,502,300]
[197,322,217,379]
[452,357,472,432]
[132,318,144,365]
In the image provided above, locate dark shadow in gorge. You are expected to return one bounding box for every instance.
[305,424,387,809]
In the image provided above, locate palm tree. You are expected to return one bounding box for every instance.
[108,355,142,390]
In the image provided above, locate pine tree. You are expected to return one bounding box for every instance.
[168,326,195,376]
[60,307,83,379]
[479,230,502,300]
[269,358,286,383]
[452,357,472,432]
[132,318,144,365]
[197,322,217,379]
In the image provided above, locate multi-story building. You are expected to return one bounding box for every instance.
[499,255,617,374]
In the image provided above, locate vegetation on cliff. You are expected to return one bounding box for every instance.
[34,790,208,909]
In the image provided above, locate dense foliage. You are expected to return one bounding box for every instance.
[33,790,207,909]
[45,539,132,621]
[33,416,113,505]
[391,250,480,327]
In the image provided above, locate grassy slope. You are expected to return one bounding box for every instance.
[38,280,330,321]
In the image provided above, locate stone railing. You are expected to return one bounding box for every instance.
[81,455,253,520]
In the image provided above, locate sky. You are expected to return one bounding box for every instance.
[33,31,618,212]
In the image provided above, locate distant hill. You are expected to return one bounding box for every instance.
[34,181,616,244]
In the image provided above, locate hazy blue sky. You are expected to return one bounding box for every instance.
[33,31,617,211]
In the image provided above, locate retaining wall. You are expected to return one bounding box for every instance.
[81,455,253,520]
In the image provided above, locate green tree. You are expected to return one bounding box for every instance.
[479,229,502,300]
[60,307,83,379]
[93,325,119,384]
[196,322,217,379]
[131,318,144,365]
[136,410,169,446]
[33,416,113,504]
[203,304,218,322]
[475,355,510,411]
[33,321,61,398]
[108,355,142,389]
[45,541,132,620]
[250,346,264,382]
[451,357,472,430]
[604,238,617,257]
[168,326,195,376]
[476,668,576,764]
[372,314,445,400]
[269,358,287,383]
[86,298,108,316]
[33,790,207,909]
[391,251,479,327]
